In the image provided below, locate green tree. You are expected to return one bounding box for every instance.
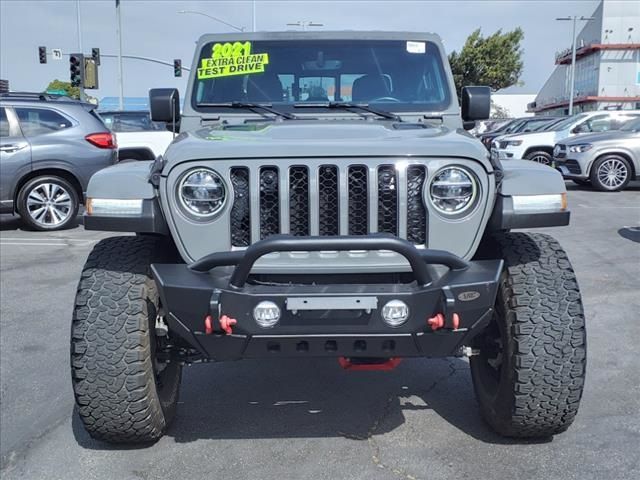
[490,100,511,119]
[44,79,80,99]
[449,28,524,97]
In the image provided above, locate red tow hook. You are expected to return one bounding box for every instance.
[338,357,402,371]
[204,314,237,335]
[427,313,445,331]
[204,315,214,335]
[427,312,460,331]
[219,315,237,335]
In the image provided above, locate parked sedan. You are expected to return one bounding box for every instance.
[554,117,640,191]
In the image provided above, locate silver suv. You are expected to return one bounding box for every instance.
[0,93,117,230]
[554,117,640,191]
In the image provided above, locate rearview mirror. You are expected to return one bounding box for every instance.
[461,86,491,121]
[149,88,180,132]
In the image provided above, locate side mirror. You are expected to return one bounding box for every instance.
[461,86,491,121]
[149,88,180,132]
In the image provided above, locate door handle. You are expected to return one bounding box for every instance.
[0,143,27,153]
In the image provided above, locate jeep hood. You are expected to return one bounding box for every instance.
[163,121,492,171]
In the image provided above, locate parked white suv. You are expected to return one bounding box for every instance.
[492,110,640,165]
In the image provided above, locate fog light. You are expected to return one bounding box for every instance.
[253,301,280,328]
[381,300,409,327]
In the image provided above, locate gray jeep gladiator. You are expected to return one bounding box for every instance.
[71,32,586,443]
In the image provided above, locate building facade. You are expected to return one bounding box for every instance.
[529,0,640,115]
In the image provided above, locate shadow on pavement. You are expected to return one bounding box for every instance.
[0,214,83,232]
[618,226,640,243]
[72,357,551,450]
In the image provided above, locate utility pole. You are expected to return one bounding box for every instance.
[556,16,594,115]
[76,0,85,102]
[116,0,124,110]
[252,0,256,32]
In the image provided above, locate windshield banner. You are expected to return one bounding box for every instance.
[197,41,269,79]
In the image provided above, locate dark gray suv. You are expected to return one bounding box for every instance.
[0,93,117,230]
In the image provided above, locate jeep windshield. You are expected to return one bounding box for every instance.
[192,39,451,114]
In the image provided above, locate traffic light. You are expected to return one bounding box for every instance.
[174,59,182,77]
[91,47,101,66]
[69,53,84,88]
[38,46,47,64]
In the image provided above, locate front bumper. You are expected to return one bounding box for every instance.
[491,146,524,161]
[554,158,587,179]
[152,235,503,361]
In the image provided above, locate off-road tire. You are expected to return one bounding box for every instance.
[71,236,182,443]
[470,232,586,438]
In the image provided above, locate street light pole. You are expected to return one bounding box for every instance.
[252,0,256,32]
[569,16,578,115]
[556,16,594,115]
[75,0,85,102]
[178,10,245,32]
[116,0,124,110]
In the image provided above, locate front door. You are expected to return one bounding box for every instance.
[0,107,31,212]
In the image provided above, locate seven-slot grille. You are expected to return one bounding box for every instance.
[229,164,428,247]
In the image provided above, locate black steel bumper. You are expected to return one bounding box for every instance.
[152,235,503,361]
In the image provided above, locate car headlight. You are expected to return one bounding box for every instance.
[503,140,523,147]
[178,168,226,219]
[568,144,592,153]
[429,167,478,216]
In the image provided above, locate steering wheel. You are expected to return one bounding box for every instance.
[369,97,402,103]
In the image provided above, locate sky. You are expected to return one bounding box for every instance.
[0,0,602,99]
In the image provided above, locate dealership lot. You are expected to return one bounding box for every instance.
[0,184,638,480]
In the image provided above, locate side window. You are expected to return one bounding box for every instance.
[14,108,72,137]
[577,114,617,133]
[0,108,9,137]
[610,114,640,130]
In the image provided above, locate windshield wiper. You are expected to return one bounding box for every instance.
[294,101,402,122]
[197,102,297,120]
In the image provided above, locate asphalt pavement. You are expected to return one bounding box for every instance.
[1,183,639,480]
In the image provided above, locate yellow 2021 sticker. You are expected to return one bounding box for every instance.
[197,41,269,79]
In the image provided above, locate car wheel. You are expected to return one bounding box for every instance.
[71,236,182,443]
[470,232,586,438]
[17,175,79,231]
[524,151,553,166]
[589,155,631,191]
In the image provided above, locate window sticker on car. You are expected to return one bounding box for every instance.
[197,41,270,79]
[406,41,426,54]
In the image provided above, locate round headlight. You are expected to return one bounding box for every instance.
[429,167,477,216]
[179,168,226,218]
